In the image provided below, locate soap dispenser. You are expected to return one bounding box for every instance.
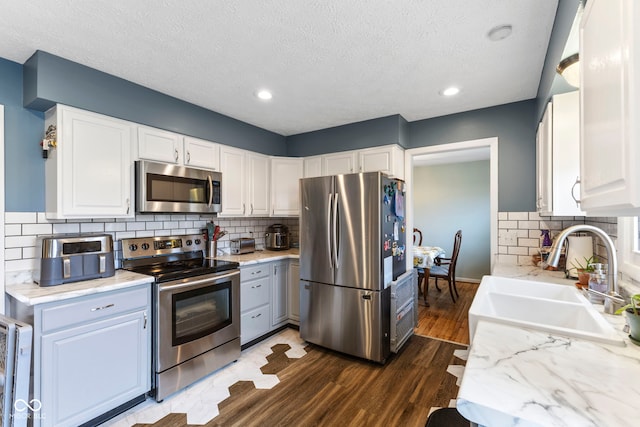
[588,263,608,304]
[540,229,552,247]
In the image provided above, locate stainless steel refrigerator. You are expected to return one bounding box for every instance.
[299,172,406,363]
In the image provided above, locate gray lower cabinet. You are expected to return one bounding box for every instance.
[240,264,271,344]
[288,261,300,323]
[9,284,151,427]
[240,259,296,345]
[271,261,288,327]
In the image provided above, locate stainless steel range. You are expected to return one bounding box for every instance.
[121,234,240,401]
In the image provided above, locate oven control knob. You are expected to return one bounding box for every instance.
[141,243,150,251]
[194,238,201,245]
[186,240,193,246]
[129,244,138,252]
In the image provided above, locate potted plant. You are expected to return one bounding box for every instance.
[615,294,640,344]
[569,256,598,288]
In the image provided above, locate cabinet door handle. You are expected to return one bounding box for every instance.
[143,311,148,329]
[251,313,262,319]
[243,203,246,214]
[571,176,581,208]
[187,151,191,164]
[91,303,114,312]
[126,198,130,215]
[174,149,179,162]
[251,204,254,215]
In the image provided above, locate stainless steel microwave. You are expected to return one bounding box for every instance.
[135,160,222,214]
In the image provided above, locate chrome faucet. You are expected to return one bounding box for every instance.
[545,224,619,314]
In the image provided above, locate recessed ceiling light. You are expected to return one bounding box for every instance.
[440,87,460,97]
[256,89,273,100]
[487,24,513,41]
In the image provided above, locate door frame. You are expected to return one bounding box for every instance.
[404,137,498,273]
[0,105,5,313]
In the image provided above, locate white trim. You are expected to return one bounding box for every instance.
[404,137,499,273]
[0,105,5,314]
[618,216,640,283]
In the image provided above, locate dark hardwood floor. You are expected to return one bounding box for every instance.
[136,337,466,427]
[132,278,478,427]
[415,279,479,345]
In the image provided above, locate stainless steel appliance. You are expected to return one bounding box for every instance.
[121,234,240,401]
[230,237,256,254]
[135,160,222,214]
[299,172,406,363]
[265,223,290,250]
[34,234,115,286]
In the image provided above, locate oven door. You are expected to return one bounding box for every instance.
[136,160,222,214]
[156,269,239,373]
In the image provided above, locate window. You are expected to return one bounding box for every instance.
[618,216,640,283]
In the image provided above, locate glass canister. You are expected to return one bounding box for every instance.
[588,263,607,304]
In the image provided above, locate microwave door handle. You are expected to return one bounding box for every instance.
[207,175,213,207]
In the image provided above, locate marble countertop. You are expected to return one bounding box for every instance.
[6,270,154,306]
[212,248,299,266]
[458,264,640,427]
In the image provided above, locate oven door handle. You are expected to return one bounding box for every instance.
[158,270,239,293]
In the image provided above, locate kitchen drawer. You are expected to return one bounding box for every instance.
[240,264,270,281]
[40,286,149,333]
[241,305,270,344]
[241,276,270,311]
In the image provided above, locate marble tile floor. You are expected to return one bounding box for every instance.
[104,328,307,426]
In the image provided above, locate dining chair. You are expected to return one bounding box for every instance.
[413,228,425,297]
[429,230,462,303]
[413,228,423,245]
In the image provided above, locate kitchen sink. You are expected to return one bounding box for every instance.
[468,276,625,347]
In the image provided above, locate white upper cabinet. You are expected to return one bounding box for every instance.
[220,145,246,216]
[323,151,357,175]
[45,105,134,219]
[271,157,304,216]
[579,0,640,215]
[303,156,323,178]
[219,147,270,217]
[358,145,405,179]
[246,152,270,216]
[183,136,220,171]
[536,92,584,216]
[137,125,183,164]
[307,145,405,179]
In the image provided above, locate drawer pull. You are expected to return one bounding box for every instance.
[90,303,114,312]
[252,270,262,275]
[252,284,262,288]
[251,313,262,319]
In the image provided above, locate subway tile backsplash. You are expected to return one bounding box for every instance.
[4,212,299,284]
[497,211,617,266]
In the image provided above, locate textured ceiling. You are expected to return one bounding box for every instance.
[0,1,559,136]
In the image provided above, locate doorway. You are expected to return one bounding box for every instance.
[404,137,498,275]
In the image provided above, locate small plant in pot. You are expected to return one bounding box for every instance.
[569,256,598,288]
[615,294,640,345]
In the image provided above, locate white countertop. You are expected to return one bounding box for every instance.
[6,270,154,306]
[213,248,299,266]
[458,264,640,427]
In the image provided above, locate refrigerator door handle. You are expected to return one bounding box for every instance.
[333,192,339,268]
[327,192,334,269]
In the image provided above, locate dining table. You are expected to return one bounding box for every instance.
[413,246,445,306]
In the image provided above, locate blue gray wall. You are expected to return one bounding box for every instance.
[24,51,286,155]
[408,100,537,212]
[286,114,405,157]
[413,160,491,280]
[1,58,45,212]
[536,0,580,121]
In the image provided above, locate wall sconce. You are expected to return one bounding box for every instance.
[557,53,579,88]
